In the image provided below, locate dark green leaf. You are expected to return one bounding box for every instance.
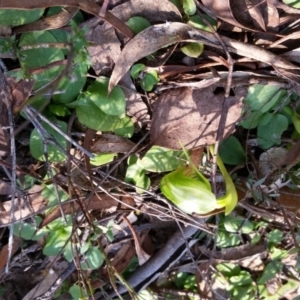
[219,136,246,165]
[87,76,126,117]
[29,120,67,162]
[126,16,151,34]
[258,261,283,284]
[229,270,253,286]
[130,64,145,79]
[0,9,44,26]
[81,247,104,270]
[244,84,284,113]
[257,114,288,149]
[224,215,254,234]
[240,110,263,129]
[52,63,88,103]
[18,31,65,90]
[137,146,184,172]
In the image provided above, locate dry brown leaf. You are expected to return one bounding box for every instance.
[187,27,300,84]
[86,22,121,75]
[111,0,182,23]
[102,241,135,279]
[0,237,21,270]
[253,0,279,45]
[123,217,151,265]
[120,73,150,124]
[231,0,265,31]
[91,133,135,153]
[150,86,246,150]
[0,185,46,226]
[0,0,135,38]
[109,22,193,92]
[277,187,300,217]
[23,258,69,300]
[12,7,78,34]
[40,193,135,228]
[110,22,300,92]
[202,0,258,31]
[246,0,267,31]
[0,181,12,195]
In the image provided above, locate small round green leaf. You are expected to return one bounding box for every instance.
[114,116,134,138]
[69,284,88,300]
[81,246,104,270]
[18,31,65,90]
[219,136,246,165]
[258,261,283,284]
[126,16,151,34]
[75,96,122,131]
[29,120,67,162]
[229,270,253,287]
[183,0,196,15]
[43,226,73,256]
[137,146,184,172]
[244,84,285,113]
[216,263,241,277]
[87,76,126,117]
[240,110,263,129]
[181,42,204,58]
[53,63,88,104]
[130,63,145,79]
[257,113,288,149]
[224,215,254,234]
[90,153,117,166]
[188,14,217,31]
[140,71,159,91]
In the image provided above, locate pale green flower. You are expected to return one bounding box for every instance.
[160,145,238,215]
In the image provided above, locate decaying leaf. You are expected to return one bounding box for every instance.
[86,22,121,75]
[0,185,46,226]
[13,7,78,34]
[150,86,246,150]
[110,21,300,92]
[109,22,193,92]
[91,133,135,153]
[111,0,182,23]
[202,0,258,31]
[40,193,135,228]
[120,72,150,124]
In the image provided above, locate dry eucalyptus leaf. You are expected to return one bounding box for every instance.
[86,22,121,75]
[150,86,246,150]
[202,0,257,31]
[0,185,46,225]
[0,181,12,195]
[109,22,192,92]
[120,72,150,124]
[71,167,93,190]
[111,0,182,23]
[91,133,135,153]
[231,0,265,31]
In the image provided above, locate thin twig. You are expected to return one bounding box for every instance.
[0,59,18,274]
[195,4,234,194]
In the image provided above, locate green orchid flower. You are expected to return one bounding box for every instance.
[160,145,238,215]
[160,165,217,215]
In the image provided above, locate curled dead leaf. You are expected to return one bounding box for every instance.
[111,0,182,23]
[150,86,246,150]
[91,133,135,154]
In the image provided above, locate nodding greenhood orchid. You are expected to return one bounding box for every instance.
[160,145,238,215]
